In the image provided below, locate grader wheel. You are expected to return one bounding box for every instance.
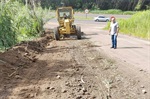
[54,27,60,40]
[76,26,81,39]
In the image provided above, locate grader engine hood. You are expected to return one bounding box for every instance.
[64,19,71,33]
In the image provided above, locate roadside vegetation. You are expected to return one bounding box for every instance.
[90,9,136,15]
[0,1,52,51]
[105,10,150,40]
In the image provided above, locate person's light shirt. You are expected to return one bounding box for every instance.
[110,22,119,35]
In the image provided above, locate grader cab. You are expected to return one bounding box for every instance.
[53,7,81,40]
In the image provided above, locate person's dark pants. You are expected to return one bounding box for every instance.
[111,35,117,48]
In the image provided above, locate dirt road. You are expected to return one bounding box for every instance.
[0,15,150,99]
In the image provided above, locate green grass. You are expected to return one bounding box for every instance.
[90,9,137,15]
[105,10,150,40]
[74,16,93,20]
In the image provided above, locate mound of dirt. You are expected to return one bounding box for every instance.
[0,32,52,89]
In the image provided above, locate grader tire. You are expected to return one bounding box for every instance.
[54,27,60,40]
[76,26,81,39]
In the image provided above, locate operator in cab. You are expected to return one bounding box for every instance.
[63,13,67,19]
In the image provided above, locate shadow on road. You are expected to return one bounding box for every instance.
[83,33,98,36]
[117,47,143,49]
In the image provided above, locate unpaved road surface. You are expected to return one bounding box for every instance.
[0,14,150,99]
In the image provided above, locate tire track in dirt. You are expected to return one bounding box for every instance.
[67,41,108,98]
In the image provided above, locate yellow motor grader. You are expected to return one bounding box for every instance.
[53,7,81,40]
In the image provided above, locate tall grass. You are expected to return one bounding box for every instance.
[105,10,150,40]
[0,1,52,50]
[119,10,150,40]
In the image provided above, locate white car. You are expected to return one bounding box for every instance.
[94,16,110,22]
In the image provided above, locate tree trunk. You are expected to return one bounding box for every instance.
[25,0,28,8]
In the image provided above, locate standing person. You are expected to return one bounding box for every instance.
[109,16,119,49]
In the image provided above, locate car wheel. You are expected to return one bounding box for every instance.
[106,19,109,22]
[95,19,99,22]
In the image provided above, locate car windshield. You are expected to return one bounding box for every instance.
[99,16,105,18]
[58,8,72,18]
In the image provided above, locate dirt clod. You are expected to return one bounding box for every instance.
[15,75,22,79]
[142,89,147,94]
[76,95,82,99]
[82,87,87,93]
[46,87,50,89]
[56,75,61,79]
[62,89,67,93]
[65,82,70,86]
[50,87,55,90]
[141,85,145,88]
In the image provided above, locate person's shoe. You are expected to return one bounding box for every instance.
[110,47,114,48]
[114,47,117,49]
